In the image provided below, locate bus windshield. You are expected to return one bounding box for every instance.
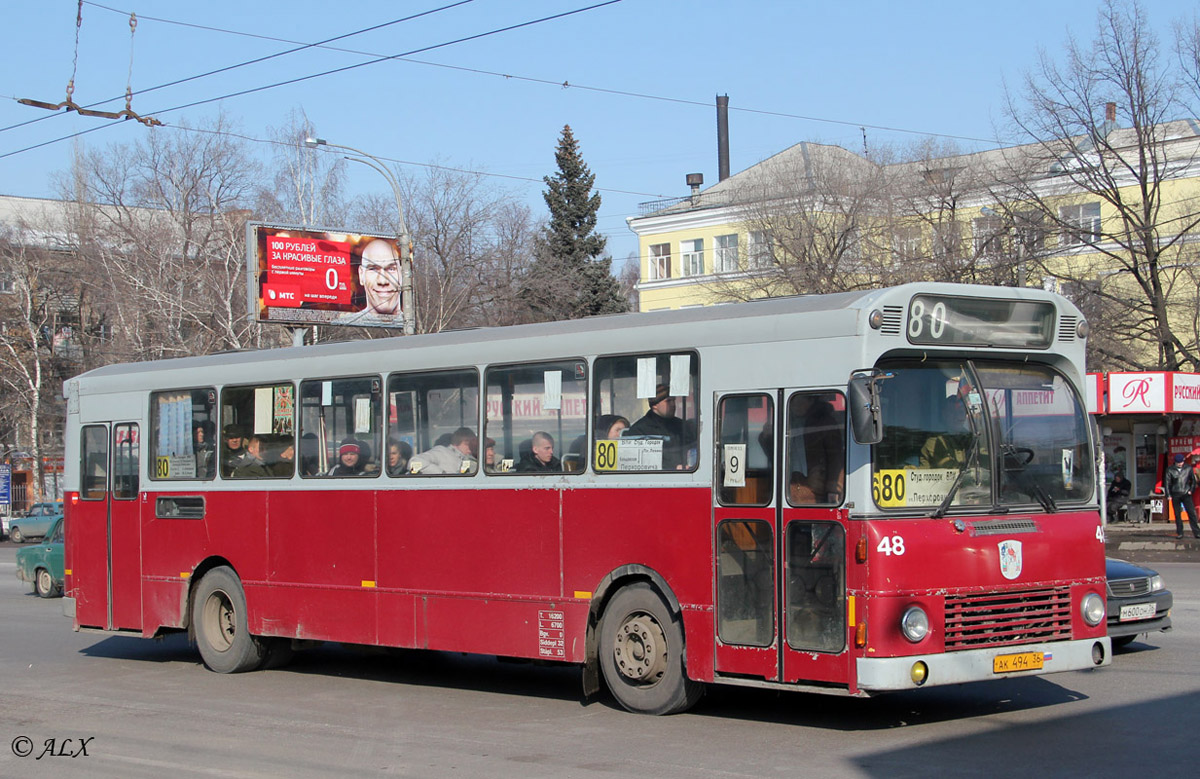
[872,358,1093,511]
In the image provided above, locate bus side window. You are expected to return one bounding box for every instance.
[113,423,139,499]
[592,352,699,473]
[716,394,773,506]
[149,389,216,481]
[80,425,108,500]
[221,383,295,480]
[387,369,479,477]
[486,360,586,475]
[786,391,846,506]
[299,376,382,478]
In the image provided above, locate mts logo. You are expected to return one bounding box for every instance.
[278,291,296,300]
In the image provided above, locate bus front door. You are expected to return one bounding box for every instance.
[73,422,142,632]
[713,390,850,687]
[713,392,780,680]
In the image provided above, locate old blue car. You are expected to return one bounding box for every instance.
[8,501,63,543]
[15,517,64,598]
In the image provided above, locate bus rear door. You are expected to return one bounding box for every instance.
[73,422,142,631]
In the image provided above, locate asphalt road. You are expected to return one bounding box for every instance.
[0,548,1197,778]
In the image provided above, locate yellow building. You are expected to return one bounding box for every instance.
[627,122,1200,331]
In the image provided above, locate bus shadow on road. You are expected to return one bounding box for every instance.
[850,689,1200,775]
[78,631,196,664]
[692,674,1093,729]
[77,634,1117,726]
[78,634,585,704]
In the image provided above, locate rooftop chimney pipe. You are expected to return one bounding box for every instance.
[716,94,730,182]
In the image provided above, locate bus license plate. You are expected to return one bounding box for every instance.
[1119,603,1156,621]
[993,651,1044,673]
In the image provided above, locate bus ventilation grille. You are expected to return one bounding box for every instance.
[944,587,1071,650]
[1058,315,1078,342]
[970,518,1038,536]
[879,306,903,335]
[1107,576,1152,598]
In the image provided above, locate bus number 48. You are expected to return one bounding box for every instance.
[877,535,906,556]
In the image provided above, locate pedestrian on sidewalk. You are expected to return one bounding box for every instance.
[1165,453,1200,539]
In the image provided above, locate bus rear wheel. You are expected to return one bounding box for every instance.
[599,582,703,715]
[193,566,268,673]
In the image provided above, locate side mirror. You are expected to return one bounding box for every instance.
[848,371,888,445]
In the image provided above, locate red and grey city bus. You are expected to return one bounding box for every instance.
[61,282,1109,715]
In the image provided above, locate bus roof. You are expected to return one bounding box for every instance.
[67,283,1079,392]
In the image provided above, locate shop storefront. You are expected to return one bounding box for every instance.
[1089,371,1200,521]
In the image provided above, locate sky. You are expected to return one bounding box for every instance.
[1,0,1196,269]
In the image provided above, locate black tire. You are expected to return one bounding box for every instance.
[10,526,23,544]
[1112,635,1137,650]
[598,582,704,715]
[192,566,268,673]
[35,568,57,598]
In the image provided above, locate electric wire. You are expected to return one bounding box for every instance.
[0,0,624,160]
[0,0,481,136]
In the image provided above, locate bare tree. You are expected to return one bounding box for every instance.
[0,229,86,501]
[1002,0,1200,371]
[64,114,272,360]
[256,109,347,228]
[397,164,537,333]
[703,142,898,302]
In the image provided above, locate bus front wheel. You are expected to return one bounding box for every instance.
[598,582,703,715]
[193,566,268,673]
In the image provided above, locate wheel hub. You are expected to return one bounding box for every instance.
[612,612,668,685]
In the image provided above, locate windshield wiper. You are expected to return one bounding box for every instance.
[1000,443,1058,513]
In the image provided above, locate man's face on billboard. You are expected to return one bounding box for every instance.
[358,240,402,315]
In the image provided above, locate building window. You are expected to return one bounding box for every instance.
[0,273,13,294]
[932,221,962,260]
[747,231,774,269]
[648,243,670,281]
[893,226,922,259]
[680,239,704,277]
[715,234,739,273]
[972,216,1006,257]
[1059,202,1101,246]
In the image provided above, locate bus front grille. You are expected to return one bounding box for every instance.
[944,587,1072,650]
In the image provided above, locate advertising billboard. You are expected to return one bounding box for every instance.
[247,223,411,330]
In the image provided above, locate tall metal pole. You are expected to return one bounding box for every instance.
[304,138,416,335]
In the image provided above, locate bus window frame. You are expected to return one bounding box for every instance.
[387,366,482,477]
[219,381,297,481]
[148,387,218,482]
[591,349,701,475]
[298,374,385,480]
[484,357,588,476]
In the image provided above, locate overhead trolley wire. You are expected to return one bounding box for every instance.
[0,0,626,161]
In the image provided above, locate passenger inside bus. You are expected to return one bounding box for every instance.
[628,385,694,470]
[596,414,630,439]
[327,437,369,476]
[409,427,478,474]
[386,439,412,477]
[920,395,971,469]
[222,425,249,476]
[516,431,562,472]
[193,421,215,479]
[271,442,295,478]
[232,436,272,478]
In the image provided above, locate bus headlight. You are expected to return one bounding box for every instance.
[1081,592,1105,626]
[900,606,929,642]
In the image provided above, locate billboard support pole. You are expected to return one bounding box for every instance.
[306,138,416,335]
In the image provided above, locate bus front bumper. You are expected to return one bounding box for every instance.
[856,638,1111,691]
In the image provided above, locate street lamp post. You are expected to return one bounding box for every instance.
[304,137,416,335]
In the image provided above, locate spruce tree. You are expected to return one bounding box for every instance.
[523,125,628,321]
